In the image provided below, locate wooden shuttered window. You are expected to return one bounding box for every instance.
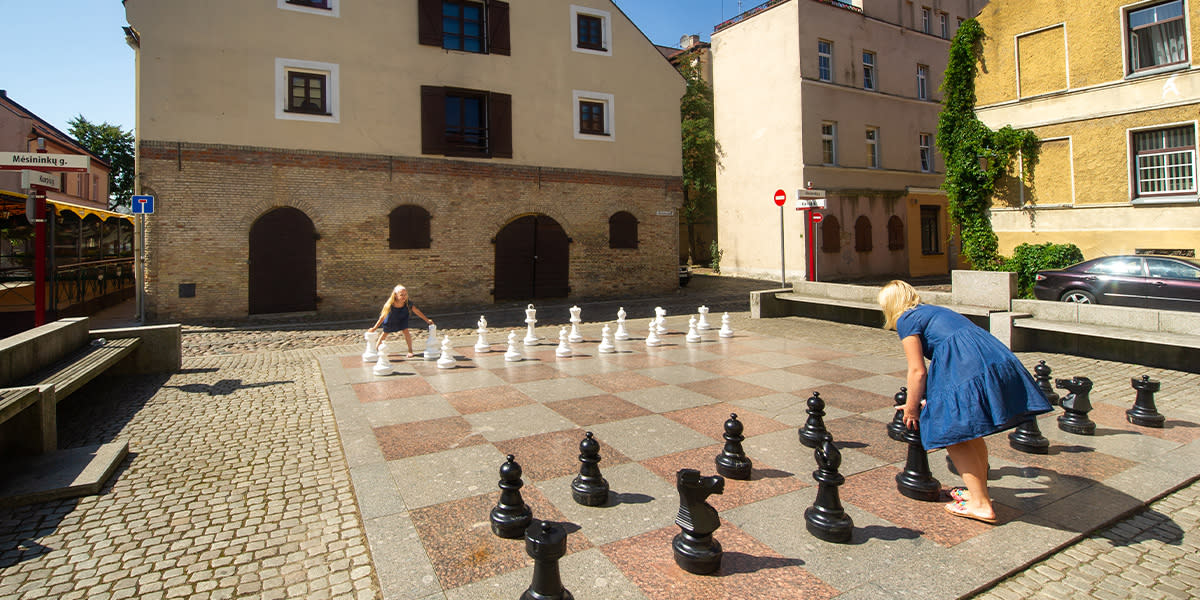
[488,91,512,158]
[420,86,512,158]
[389,205,432,249]
[854,216,872,252]
[488,1,511,55]
[418,0,510,54]
[609,211,638,249]
[821,216,841,253]
[421,86,447,155]
[417,0,442,46]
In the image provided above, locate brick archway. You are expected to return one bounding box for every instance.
[249,207,316,314]
[493,214,569,301]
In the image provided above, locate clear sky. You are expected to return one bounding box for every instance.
[0,0,735,136]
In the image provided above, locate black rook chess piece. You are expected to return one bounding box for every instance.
[887,387,908,442]
[672,468,725,575]
[798,391,829,449]
[895,422,941,501]
[1009,360,1053,454]
[520,521,574,600]
[571,431,610,506]
[715,413,753,480]
[490,455,533,539]
[1056,376,1097,435]
[805,434,853,543]
[1127,375,1165,428]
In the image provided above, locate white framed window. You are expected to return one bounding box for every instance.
[862,51,877,90]
[940,12,949,38]
[917,64,929,100]
[818,40,833,82]
[1126,0,1188,75]
[822,121,837,165]
[572,90,615,141]
[1132,124,1196,197]
[570,5,612,56]
[275,58,339,123]
[278,0,339,17]
[866,127,880,168]
[921,7,932,33]
[919,132,933,172]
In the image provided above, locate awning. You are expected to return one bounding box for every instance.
[46,198,133,222]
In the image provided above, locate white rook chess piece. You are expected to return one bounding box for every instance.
[686,316,701,343]
[372,340,393,375]
[362,330,380,362]
[645,319,661,347]
[568,306,584,343]
[697,306,712,330]
[424,323,440,360]
[504,330,523,362]
[523,304,539,346]
[556,327,572,357]
[598,323,615,353]
[614,307,630,341]
[474,316,491,353]
[437,335,456,369]
[719,312,734,338]
[655,306,668,335]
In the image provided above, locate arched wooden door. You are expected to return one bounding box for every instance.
[249,207,317,314]
[493,215,569,301]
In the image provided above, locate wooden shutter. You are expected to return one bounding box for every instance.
[417,0,442,47]
[421,86,446,155]
[488,1,511,55]
[488,91,513,158]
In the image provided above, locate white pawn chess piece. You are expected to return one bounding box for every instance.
[504,330,523,362]
[474,316,490,353]
[697,305,712,330]
[645,319,661,347]
[362,330,380,362]
[556,326,572,357]
[372,340,393,375]
[655,306,668,335]
[523,303,539,346]
[614,307,630,341]
[719,312,734,338]
[598,323,616,353]
[686,316,701,343]
[424,323,440,360]
[437,335,456,368]
[568,306,584,343]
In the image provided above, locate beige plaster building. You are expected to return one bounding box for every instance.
[123,0,684,320]
[975,0,1199,260]
[713,0,985,282]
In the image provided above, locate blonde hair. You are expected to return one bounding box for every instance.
[877,280,921,330]
[378,285,407,317]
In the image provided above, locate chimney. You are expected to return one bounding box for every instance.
[679,34,701,49]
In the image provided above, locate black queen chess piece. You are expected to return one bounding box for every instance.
[887,387,908,442]
[1056,376,1097,435]
[804,434,853,543]
[896,421,941,501]
[672,468,725,575]
[571,432,610,506]
[520,521,574,600]
[490,455,533,539]
[1009,360,1055,454]
[1127,375,1165,428]
[798,391,829,449]
[715,413,753,480]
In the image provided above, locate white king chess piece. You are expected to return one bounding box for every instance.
[697,305,712,330]
[424,323,441,360]
[362,330,380,362]
[598,323,616,353]
[523,304,539,346]
[686,316,701,343]
[474,316,491,353]
[655,306,668,335]
[437,335,457,369]
[372,340,394,375]
[504,330,523,362]
[614,307,630,341]
[645,319,661,347]
[556,326,572,357]
[568,306,584,343]
[719,312,734,338]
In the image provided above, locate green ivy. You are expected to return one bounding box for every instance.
[1001,242,1084,298]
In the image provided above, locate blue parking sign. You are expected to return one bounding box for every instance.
[132,195,155,214]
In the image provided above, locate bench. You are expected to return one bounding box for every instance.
[15,337,141,399]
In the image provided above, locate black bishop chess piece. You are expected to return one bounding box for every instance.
[1009,360,1054,454]
[1127,375,1165,428]
[1056,376,1096,435]
[895,421,941,501]
[805,434,853,543]
[715,413,753,480]
[490,455,533,539]
[887,387,908,442]
[520,521,574,600]
[672,468,725,575]
[571,431,610,506]
[798,391,829,449]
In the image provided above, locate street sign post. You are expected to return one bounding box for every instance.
[772,189,787,285]
[0,152,90,172]
[795,188,828,281]
[132,195,155,214]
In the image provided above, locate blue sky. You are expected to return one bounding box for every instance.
[0,0,734,136]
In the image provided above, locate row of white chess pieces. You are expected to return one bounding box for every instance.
[363,305,733,374]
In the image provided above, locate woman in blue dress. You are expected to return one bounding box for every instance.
[878,280,1052,524]
[368,285,434,358]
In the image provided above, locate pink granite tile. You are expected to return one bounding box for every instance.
[690,358,772,377]
[444,386,536,415]
[825,415,908,464]
[493,364,566,384]
[494,428,632,482]
[785,362,878,383]
[545,394,653,427]
[373,416,488,460]
[988,432,1136,481]
[641,444,808,512]
[351,377,438,403]
[605,352,677,370]
[579,372,668,393]
[664,403,791,440]
[1088,401,1200,444]
[339,355,373,369]
[699,340,768,357]
[799,384,891,414]
[784,346,858,361]
[678,378,777,402]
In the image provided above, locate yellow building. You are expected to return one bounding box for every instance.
[975,0,1200,259]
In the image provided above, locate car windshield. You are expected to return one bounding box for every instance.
[1084,257,1143,276]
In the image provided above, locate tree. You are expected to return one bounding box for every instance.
[679,59,718,263]
[68,116,134,211]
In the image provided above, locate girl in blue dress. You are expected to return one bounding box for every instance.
[878,280,1052,524]
[368,285,434,358]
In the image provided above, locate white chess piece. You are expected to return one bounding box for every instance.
[719,312,734,338]
[598,323,615,353]
[523,303,539,346]
[424,323,440,360]
[556,326,572,357]
[568,306,584,343]
[372,340,394,375]
[686,316,701,343]
[362,330,380,362]
[645,319,661,347]
[614,307,630,341]
[437,335,457,368]
[474,316,490,353]
[697,306,712,330]
[655,306,668,335]
[504,330,523,362]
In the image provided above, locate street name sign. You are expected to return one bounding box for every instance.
[795,188,827,210]
[20,170,61,191]
[0,152,91,172]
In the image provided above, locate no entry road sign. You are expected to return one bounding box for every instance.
[773,189,786,206]
[811,212,824,223]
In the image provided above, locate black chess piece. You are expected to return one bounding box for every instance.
[798,391,829,449]
[1033,360,1060,404]
[804,434,853,543]
[520,521,574,600]
[672,468,725,575]
[1056,376,1096,435]
[715,413,753,480]
[1009,361,1053,453]
[895,422,941,501]
[887,387,908,442]
[571,431,610,506]
[490,454,533,539]
[1127,375,1165,428]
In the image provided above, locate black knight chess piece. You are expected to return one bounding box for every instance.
[895,421,941,501]
[490,455,533,539]
[798,391,829,449]
[887,387,908,442]
[1056,376,1097,435]
[715,413,753,480]
[804,434,853,543]
[672,468,725,575]
[571,432,610,506]
[520,521,574,600]
[1127,375,1165,428]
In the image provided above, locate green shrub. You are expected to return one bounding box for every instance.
[708,240,724,273]
[1003,242,1084,298]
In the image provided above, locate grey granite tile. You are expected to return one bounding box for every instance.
[534,462,679,545]
[513,377,608,402]
[445,548,648,600]
[462,404,577,442]
[423,369,509,393]
[363,394,459,428]
[588,414,716,461]
[733,370,828,393]
[839,374,907,397]
[634,364,722,385]
[365,512,444,600]
[350,461,408,520]
[388,444,507,509]
[828,355,910,375]
[616,385,721,413]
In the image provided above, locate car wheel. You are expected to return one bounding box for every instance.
[1060,290,1095,304]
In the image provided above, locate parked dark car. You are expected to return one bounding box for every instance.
[1033,255,1200,312]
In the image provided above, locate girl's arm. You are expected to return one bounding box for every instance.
[411,304,433,325]
[368,313,386,331]
[901,335,926,429]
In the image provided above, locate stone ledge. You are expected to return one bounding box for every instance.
[0,441,129,508]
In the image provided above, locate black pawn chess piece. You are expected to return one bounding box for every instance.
[1010,360,1054,453]
[520,521,574,600]
[895,422,941,501]
[1033,360,1060,404]
[715,413,753,480]
[490,455,533,539]
[798,391,829,449]
[1056,376,1097,435]
[672,468,725,575]
[1127,375,1165,428]
[804,435,853,543]
[887,387,908,442]
[571,431,610,506]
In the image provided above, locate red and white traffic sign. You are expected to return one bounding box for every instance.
[773,189,787,206]
[811,212,824,223]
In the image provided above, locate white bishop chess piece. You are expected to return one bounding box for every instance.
[437,335,456,368]
[645,319,661,347]
[598,323,616,353]
[556,326,573,357]
[686,316,701,343]
[697,306,712,330]
[504,330,523,362]
[362,330,380,362]
[614,307,630,341]
[568,306,584,343]
[719,312,734,338]
[372,340,394,375]
[523,304,539,346]
[474,316,491,353]
[424,323,440,360]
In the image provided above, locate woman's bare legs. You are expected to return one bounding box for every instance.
[376,332,389,352]
[402,330,415,356]
[945,437,994,518]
